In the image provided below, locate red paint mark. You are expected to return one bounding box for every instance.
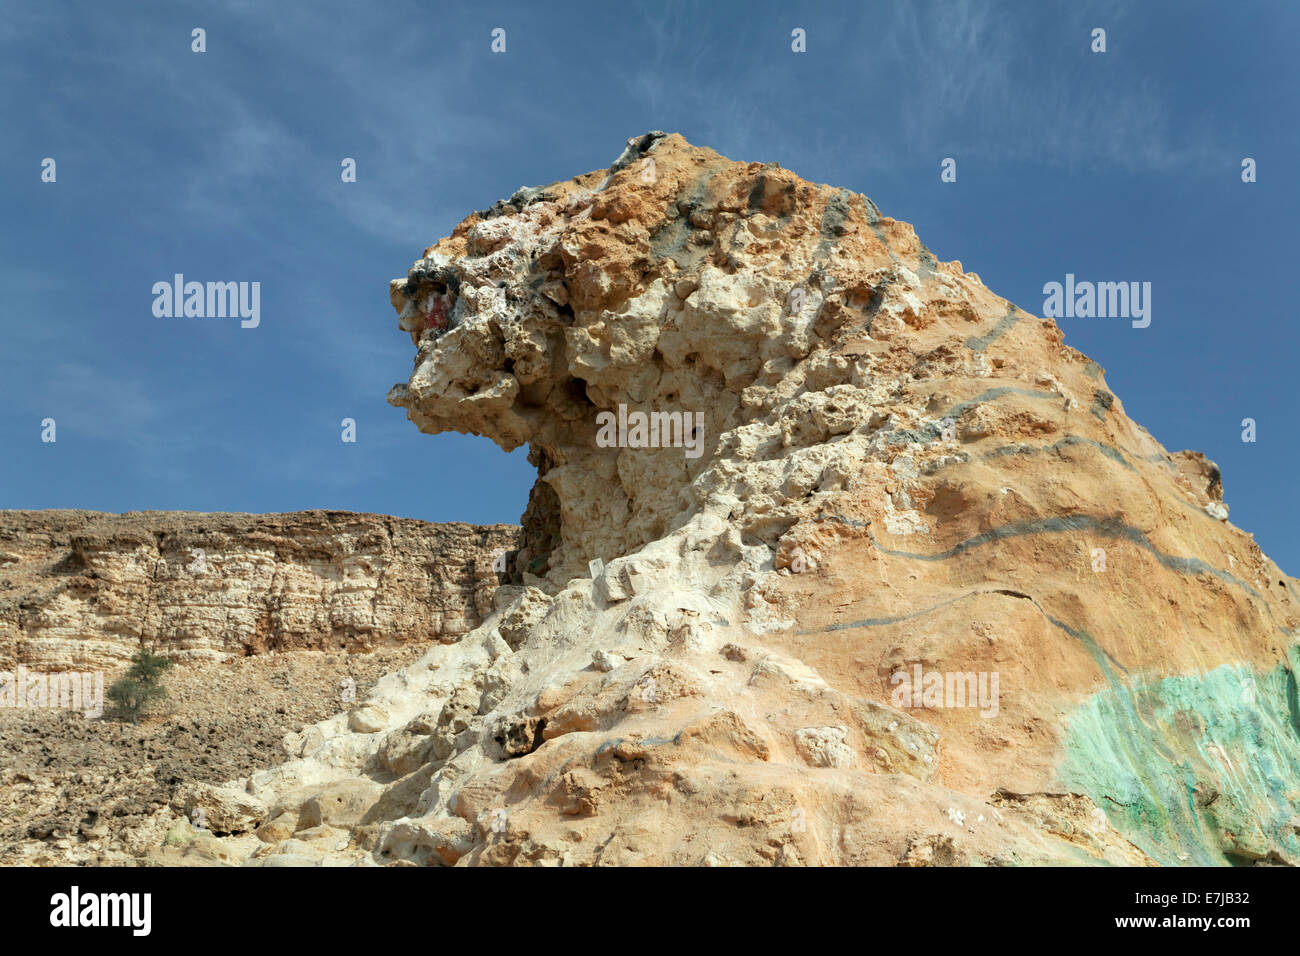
[424,294,451,331]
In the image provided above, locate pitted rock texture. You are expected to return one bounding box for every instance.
[0,511,519,670]
[177,133,1299,867]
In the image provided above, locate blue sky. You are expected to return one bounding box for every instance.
[2,1,1298,569]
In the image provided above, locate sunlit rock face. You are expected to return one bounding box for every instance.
[0,510,518,669]
[217,132,1300,868]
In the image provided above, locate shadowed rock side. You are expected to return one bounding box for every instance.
[0,511,520,669]
[195,132,1297,867]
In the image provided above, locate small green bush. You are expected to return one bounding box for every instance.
[107,647,173,723]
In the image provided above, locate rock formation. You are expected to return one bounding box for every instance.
[147,133,1300,866]
[0,510,519,670]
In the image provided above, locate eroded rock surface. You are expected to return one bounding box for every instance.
[0,510,519,669]
[158,133,1300,866]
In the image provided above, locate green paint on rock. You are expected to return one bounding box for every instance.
[1060,648,1300,866]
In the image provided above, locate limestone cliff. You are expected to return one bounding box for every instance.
[0,511,519,670]
[177,133,1300,867]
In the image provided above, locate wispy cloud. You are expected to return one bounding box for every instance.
[35,361,162,444]
[609,0,1221,176]
[864,0,1219,173]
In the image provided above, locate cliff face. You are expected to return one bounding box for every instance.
[156,133,1300,867]
[0,511,519,669]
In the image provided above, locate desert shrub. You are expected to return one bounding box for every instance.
[107,647,173,723]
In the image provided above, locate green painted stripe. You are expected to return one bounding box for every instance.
[965,304,1022,352]
[865,514,1264,602]
[980,434,1137,472]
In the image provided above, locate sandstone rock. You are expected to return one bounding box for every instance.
[301,780,384,830]
[256,787,318,842]
[478,656,519,712]
[0,511,519,670]
[360,132,1300,866]
[377,815,474,867]
[180,783,267,835]
[379,713,439,777]
[496,587,551,650]
[431,681,482,761]
[793,725,855,769]
[591,649,625,672]
[348,704,390,734]
[155,830,249,867]
[899,833,969,867]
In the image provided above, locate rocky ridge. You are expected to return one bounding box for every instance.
[0,510,519,670]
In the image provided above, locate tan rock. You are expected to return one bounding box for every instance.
[347,704,390,734]
[180,783,266,835]
[301,779,385,830]
[352,132,1300,866]
[0,511,519,670]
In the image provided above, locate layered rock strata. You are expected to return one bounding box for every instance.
[0,510,519,670]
